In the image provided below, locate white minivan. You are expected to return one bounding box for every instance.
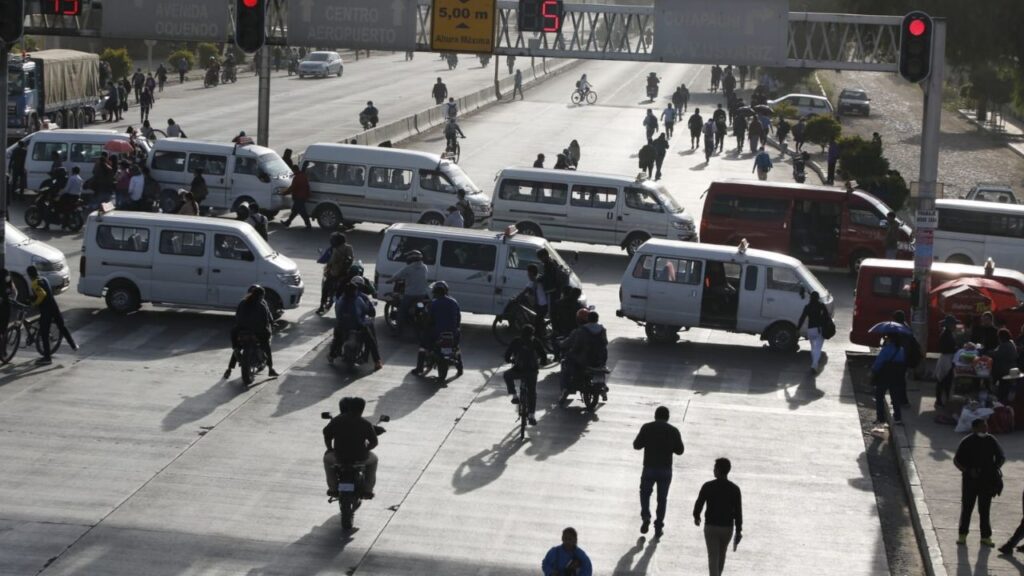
[374,223,584,317]
[617,239,833,351]
[147,139,293,217]
[6,222,70,301]
[490,168,696,255]
[300,144,491,230]
[4,129,150,191]
[78,209,303,318]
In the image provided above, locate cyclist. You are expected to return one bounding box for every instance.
[558,310,608,402]
[224,284,277,380]
[386,250,429,335]
[427,281,463,384]
[28,265,78,365]
[503,324,548,426]
[444,97,458,120]
[576,73,592,97]
[443,118,465,154]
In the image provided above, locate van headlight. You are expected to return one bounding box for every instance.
[277,272,301,287]
[31,256,65,272]
[672,220,694,230]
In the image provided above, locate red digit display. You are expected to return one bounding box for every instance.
[42,0,81,16]
[541,0,561,33]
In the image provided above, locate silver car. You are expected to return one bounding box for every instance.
[298,51,343,79]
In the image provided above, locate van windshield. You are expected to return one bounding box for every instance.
[248,230,275,258]
[440,161,480,194]
[259,153,292,178]
[650,183,684,213]
[797,265,828,299]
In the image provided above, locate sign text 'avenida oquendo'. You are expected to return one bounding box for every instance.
[653,0,789,66]
[101,0,228,42]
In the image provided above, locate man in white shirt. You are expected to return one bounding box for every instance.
[128,167,146,210]
[62,167,84,198]
[443,205,464,228]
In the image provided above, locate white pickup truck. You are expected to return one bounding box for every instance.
[964,184,1017,204]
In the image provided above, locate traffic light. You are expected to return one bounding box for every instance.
[235,0,266,54]
[0,0,25,45]
[519,0,564,33]
[899,11,933,83]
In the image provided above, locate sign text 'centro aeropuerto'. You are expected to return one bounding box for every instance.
[287,0,416,50]
[653,0,788,66]
[101,0,228,42]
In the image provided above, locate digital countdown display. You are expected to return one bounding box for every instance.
[40,0,82,16]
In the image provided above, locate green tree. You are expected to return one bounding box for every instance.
[99,48,133,82]
[196,43,220,68]
[803,115,842,151]
[837,135,888,182]
[167,49,195,72]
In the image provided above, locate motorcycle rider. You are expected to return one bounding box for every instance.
[224,284,278,380]
[558,310,609,402]
[39,167,69,231]
[386,250,428,335]
[223,52,237,81]
[646,72,660,98]
[349,263,377,298]
[427,281,463,384]
[333,282,383,370]
[318,232,355,315]
[58,166,84,215]
[322,396,379,499]
[359,101,379,128]
[235,202,268,241]
[444,118,465,153]
[504,324,548,426]
[206,57,220,85]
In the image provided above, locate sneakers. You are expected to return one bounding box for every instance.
[327,489,338,498]
[510,395,520,405]
[981,538,996,547]
[998,544,1014,555]
[361,491,375,500]
[267,368,279,378]
[70,341,80,351]
[35,357,52,366]
[654,527,664,540]
[640,519,650,534]
[957,533,967,546]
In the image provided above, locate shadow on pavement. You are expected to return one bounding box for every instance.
[451,427,525,494]
[612,536,659,575]
[524,373,599,461]
[245,517,351,576]
[161,377,248,431]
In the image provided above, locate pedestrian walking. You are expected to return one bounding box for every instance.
[752,147,772,180]
[747,117,762,154]
[405,50,414,61]
[710,64,722,92]
[9,140,27,197]
[776,117,791,156]
[826,137,840,184]
[871,332,907,425]
[687,108,703,150]
[713,105,727,153]
[542,527,593,576]
[177,57,188,84]
[533,153,545,168]
[694,458,743,576]
[633,405,684,539]
[139,87,153,123]
[506,55,515,75]
[660,103,676,139]
[955,418,1005,547]
[757,113,772,147]
[652,133,669,180]
[999,487,1024,555]
[797,291,829,372]
[733,114,747,153]
[638,143,655,179]
[738,65,748,89]
[282,163,312,228]
[189,168,208,213]
[512,69,524,100]
[792,118,806,152]
[282,149,297,173]
[144,73,156,96]
[432,77,448,105]
[131,68,145,103]
[702,119,716,163]
[643,109,659,144]
[27,266,78,365]
[156,64,167,92]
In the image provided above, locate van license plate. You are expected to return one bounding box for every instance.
[441,347,453,356]
[592,374,606,384]
[338,483,356,493]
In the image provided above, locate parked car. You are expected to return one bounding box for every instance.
[837,88,871,116]
[298,52,343,78]
[963,183,1017,204]
[5,222,70,303]
[767,93,834,118]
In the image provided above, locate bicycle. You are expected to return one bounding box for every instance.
[1,304,62,363]
[511,375,529,440]
[570,88,598,105]
[442,137,461,163]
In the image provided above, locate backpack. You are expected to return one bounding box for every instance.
[822,314,836,340]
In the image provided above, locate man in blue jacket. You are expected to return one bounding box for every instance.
[542,527,593,576]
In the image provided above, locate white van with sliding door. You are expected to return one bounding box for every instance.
[490,168,696,255]
[299,144,491,230]
[78,209,303,318]
[374,223,584,317]
[147,139,293,216]
[617,239,833,351]
[5,129,149,190]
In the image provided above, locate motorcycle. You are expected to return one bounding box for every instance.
[221,65,237,84]
[329,328,369,372]
[204,68,219,88]
[359,112,379,130]
[321,412,389,531]
[25,192,84,232]
[646,83,659,100]
[567,365,610,411]
[383,280,429,337]
[425,331,461,384]
[234,329,267,385]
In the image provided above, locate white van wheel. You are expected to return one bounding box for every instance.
[624,233,649,256]
[316,205,343,229]
[105,281,141,314]
[946,254,973,265]
[765,322,798,353]
[516,222,542,237]
[419,212,445,226]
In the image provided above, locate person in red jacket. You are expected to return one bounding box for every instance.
[283,163,312,228]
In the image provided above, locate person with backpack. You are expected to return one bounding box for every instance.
[702,118,717,163]
[503,325,548,426]
[872,332,907,426]
[752,147,773,180]
[687,108,703,150]
[797,291,831,373]
[643,109,659,144]
[638,143,655,179]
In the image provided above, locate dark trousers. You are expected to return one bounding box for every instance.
[39,310,75,359]
[640,466,672,528]
[959,478,993,538]
[228,331,273,369]
[664,121,674,138]
[655,156,665,180]
[284,198,311,227]
[513,84,524,99]
[9,167,26,195]
[827,159,837,184]
[140,105,150,122]
[1006,520,1024,548]
[690,130,700,149]
[736,132,745,151]
[874,378,904,422]
[646,127,655,144]
[319,276,340,311]
[504,368,538,413]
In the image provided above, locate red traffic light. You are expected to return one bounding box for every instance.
[242,0,258,7]
[908,18,927,37]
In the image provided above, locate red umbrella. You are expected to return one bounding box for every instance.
[103,139,134,154]
[931,277,1019,313]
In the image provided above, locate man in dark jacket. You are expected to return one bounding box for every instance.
[431,77,448,105]
[687,109,703,150]
[652,134,669,181]
[638,143,655,179]
[633,406,684,539]
[955,418,1006,547]
[283,164,313,228]
[503,325,548,426]
[694,458,743,576]
[322,396,379,498]
[224,285,277,379]
[9,141,27,197]
[28,266,78,365]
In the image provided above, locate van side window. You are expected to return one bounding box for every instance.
[744,265,759,291]
[625,187,663,212]
[631,255,652,279]
[97,225,150,252]
[766,267,802,292]
[653,257,702,284]
[387,235,437,264]
[872,275,911,297]
[506,245,543,271]
[187,154,226,176]
[419,169,456,194]
[234,157,259,176]
[571,185,618,209]
[159,230,206,257]
[849,208,880,228]
[499,179,568,205]
[70,143,105,163]
[32,141,67,162]
[441,240,497,272]
[708,194,788,220]
[369,167,412,191]
[152,150,186,172]
[214,234,254,262]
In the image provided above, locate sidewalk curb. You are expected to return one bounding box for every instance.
[954,109,1024,160]
[347,58,580,147]
[886,389,949,576]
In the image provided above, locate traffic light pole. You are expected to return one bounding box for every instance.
[257,46,271,147]
[911,20,946,354]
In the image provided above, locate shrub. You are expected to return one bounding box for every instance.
[838,135,889,183]
[862,170,910,212]
[166,49,194,72]
[99,47,133,82]
[804,115,842,151]
[773,101,799,120]
[196,42,220,68]
[13,36,39,53]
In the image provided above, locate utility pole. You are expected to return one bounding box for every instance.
[257,46,271,147]
[0,43,9,273]
[911,20,946,353]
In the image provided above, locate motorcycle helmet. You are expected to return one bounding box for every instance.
[576,308,590,325]
[248,284,265,299]
[329,232,347,248]
[236,202,251,219]
[405,250,423,262]
[351,276,366,287]
[431,280,449,296]
[348,261,364,277]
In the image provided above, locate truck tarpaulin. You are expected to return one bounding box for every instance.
[33,49,102,107]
